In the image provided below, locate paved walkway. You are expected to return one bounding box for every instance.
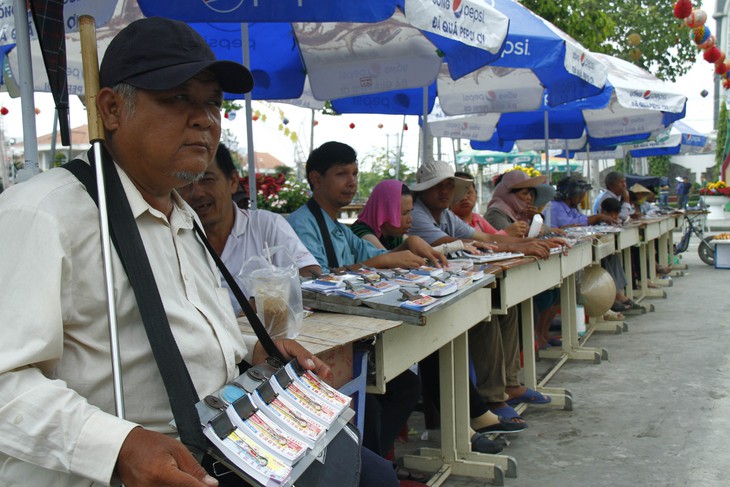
[395,230,730,486]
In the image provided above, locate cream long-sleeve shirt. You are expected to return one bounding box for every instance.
[0,158,256,486]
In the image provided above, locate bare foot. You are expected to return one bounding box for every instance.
[505,386,528,401]
[470,410,500,430]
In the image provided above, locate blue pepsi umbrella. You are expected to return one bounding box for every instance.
[188,2,509,102]
[136,0,509,207]
[331,0,607,116]
[445,53,688,153]
[626,120,709,158]
[137,0,398,22]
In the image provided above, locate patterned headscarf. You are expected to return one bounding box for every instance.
[487,171,546,222]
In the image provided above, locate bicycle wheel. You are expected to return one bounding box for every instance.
[698,236,715,266]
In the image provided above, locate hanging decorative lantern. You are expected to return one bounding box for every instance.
[282,117,289,125]
[35,107,41,115]
[716,63,728,76]
[685,9,707,28]
[723,78,730,89]
[378,123,384,129]
[349,122,355,129]
[690,25,711,46]
[700,89,710,97]
[227,110,237,121]
[629,48,642,62]
[313,120,319,126]
[704,46,722,63]
[0,107,8,115]
[673,0,693,19]
[403,123,408,131]
[698,34,716,50]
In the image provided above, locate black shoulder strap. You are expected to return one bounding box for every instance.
[64,150,208,460]
[306,198,339,270]
[191,221,285,363]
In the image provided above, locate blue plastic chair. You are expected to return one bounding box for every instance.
[338,348,369,432]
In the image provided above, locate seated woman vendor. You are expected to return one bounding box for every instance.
[485,170,562,236]
[352,179,525,449]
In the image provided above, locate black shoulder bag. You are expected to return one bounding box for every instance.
[63,150,359,487]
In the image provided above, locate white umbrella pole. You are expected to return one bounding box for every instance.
[309,108,316,153]
[79,15,125,419]
[13,0,39,181]
[421,86,429,166]
[396,114,405,178]
[543,110,550,183]
[543,111,551,227]
[242,23,257,209]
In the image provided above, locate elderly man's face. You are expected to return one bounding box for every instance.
[419,179,455,212]
[108,73,223,193]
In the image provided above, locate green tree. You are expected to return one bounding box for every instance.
[522,0,698,81]
[614,153,630,173]
[355,147,413,202]
[648,155,670,176]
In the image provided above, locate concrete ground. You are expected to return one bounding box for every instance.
[395,226,730,486]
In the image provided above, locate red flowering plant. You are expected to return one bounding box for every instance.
[699,181,730,196]
[240,173,311,213]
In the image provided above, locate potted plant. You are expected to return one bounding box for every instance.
[240,173,311,216]
[699,181,730,220]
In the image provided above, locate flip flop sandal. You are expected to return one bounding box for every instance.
[475,417,528,434]
[489,405,528,425]
[470,432,504,454]
[506,388,552,406]
[624,300,645,311]
[603,310,625,321]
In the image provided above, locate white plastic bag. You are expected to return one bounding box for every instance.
[238,246,303,339]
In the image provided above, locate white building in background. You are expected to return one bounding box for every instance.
[11,125,90,172]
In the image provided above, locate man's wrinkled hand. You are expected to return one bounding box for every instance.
[117,427,217,487]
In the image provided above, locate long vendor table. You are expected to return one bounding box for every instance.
[302,274,518,485]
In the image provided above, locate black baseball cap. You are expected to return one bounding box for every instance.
[99,17,253,94]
